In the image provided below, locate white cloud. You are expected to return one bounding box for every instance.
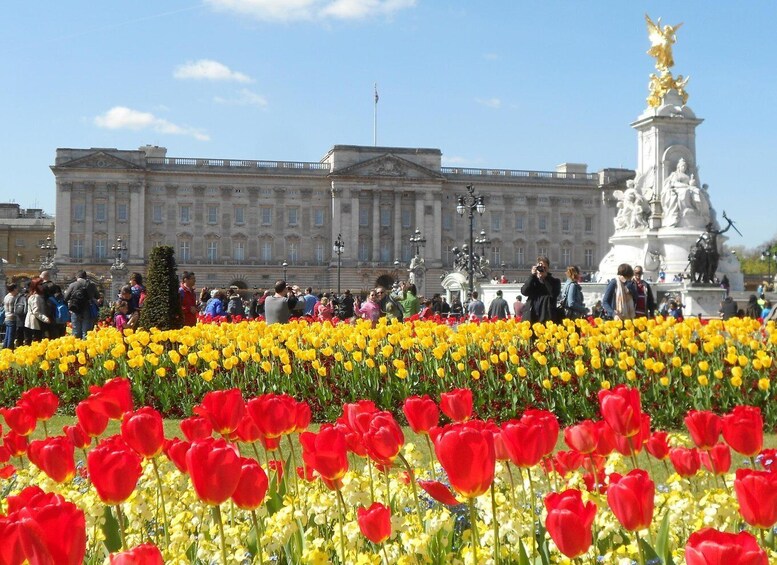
[173,59,253,83]
[94,107,210,141]
[205,0,415,22]
[483,53,499,61]
[214,88,269,108]
[476,97,502,109]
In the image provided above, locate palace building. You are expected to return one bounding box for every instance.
[52,144,630,293]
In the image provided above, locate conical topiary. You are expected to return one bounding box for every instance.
[138,245,183,330]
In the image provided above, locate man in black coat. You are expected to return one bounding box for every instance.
[521,256,561,324]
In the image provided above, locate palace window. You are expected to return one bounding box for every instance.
[401,209,412,229]
[180,205,191,224]
[261,207,272,226]
[491,212,502,232]
[207,205,218,224]
[95,202,107,223]
[288,208,299,226]
[561,215,571,233]
[94,238,107,260]
[73,204,85,222]
[207,241,218,263]
[584,248,594,268]
[538,214,548,232]
[234,206,245,225]
[234,240,245,262]
[584,216,594,233]
[358,240,370,261]
[515,247,525,266]
[561,247,571,267]
[314,208,325,227]
[117,203,128,222]
[261,241,273,263]
[179,240,191,262]
[288,242,299,263]
[152,205,163,223]
[359,207,370,227]
[380,208,391,227]
[72,238,84,259]
[315,243,325,264]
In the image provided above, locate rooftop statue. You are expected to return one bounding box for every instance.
[645,15,689,108]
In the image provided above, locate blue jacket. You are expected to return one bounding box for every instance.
[204,297,225,317]
[602,278,637,318]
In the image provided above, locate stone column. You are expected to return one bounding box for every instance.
[393,191,402,260]
[372,191,380,261]
[56,182,73,262]
[128,182,145,262]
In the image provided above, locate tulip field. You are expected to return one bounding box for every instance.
[1,316,777,563]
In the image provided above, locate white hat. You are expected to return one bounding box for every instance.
[211,289,218,298]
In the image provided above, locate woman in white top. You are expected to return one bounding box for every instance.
[24,277,51,345]
[3,283,18,349]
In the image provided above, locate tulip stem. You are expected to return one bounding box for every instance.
[42,419,49,438]
[384,466,391,506]
[506,464,517,510]
[628,436,640,470]
[381,543,390,565]
[468,497,480,565]
[525,467,538,557]
[214,504,229,565]
[251,441,262,465]
[398,452,426,531]
[367,458,376,503]
[335,488,347,565]
[151,457,170,547]
[114,504,127,551]
[490,482,500,563]
[423,433,437,479]
[589,454,600,493]
[634,529,646,565]
[250,509,266,565]
[286,434,300,499]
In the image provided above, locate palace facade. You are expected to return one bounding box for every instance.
[51,144,630,293]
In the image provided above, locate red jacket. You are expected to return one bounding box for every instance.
[179,285,198,326]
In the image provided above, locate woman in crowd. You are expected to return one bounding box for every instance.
[521,255,562,324]
[24,277,51,344]
[559,265,588,320]
[355,290,381,324]
[204,289,226,317]
[602,263,637,320]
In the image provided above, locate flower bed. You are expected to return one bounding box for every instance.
[0,316,775,427]
[2,383,777,563]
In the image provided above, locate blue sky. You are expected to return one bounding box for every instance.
[2,1,775,248]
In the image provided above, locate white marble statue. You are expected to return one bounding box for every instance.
[661,158,711,227]
[613,180,650,231]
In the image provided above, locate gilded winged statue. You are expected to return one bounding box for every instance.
[645,14,683,72]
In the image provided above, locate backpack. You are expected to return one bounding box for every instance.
[14,294,28,319]
[52,297,69,324]
[68,283,89,313]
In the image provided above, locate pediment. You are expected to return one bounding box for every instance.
[330,154,444,181]
[58,151,143,170]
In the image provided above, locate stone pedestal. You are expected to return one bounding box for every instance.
[110,264,128,304]
[680,284,726,318]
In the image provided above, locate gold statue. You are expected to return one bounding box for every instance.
[645,15,689,107]
[645,14,683,72]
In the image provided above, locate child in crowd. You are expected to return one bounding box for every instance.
[114,300,130,332]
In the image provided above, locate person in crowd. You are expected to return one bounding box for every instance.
[198,288,211,312]
[302,287,318,317]
[419,299,434,319]
[226,288,244,318]
[264,281,299,324]
[591,300,604,319]
[179,271,198,327]
[3,284,18,349]
[204,289,226,318]
[559,265,588,320]
[512,295,524,320]
[667,300,684,320]
[431,294,443,315]
[632,265,656,318]
[24,277,52,344]
[13,286,28,347]
[355,290,381,324]
[719,295,738,320]
[745,294,762,319]
[129,272,146,312]
[399,282,420,318]
[64,270,98,339]
[467,290,486,320]
[602,263,637,320]
[449,296,463,319]
[487,289,510,319]
[440,296,450,316]
[377,287,403,321]
[761,299,773,320]
[114,300,131,333]
[38,270,55,338]
[720,274,730,295]
[247,291,262,319]
[46,285,69,338]
[521,255,562,324]
[316,296,334,321]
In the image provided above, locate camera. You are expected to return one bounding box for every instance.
[536,264,545,273]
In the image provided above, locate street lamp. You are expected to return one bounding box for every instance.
[282,261,288,282]
[456,184,485,295]
[333,234,344,296]
[409,228,426,256]
[761,247,777,287]
[475,229,491,258]
[111,237,127,268]
[40,234,57,270]
[500,262,507,277]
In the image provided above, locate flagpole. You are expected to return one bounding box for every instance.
[373,83,378,146]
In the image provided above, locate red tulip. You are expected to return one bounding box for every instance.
[342,400,378,431]
[232,412,262,444]
[431,420,495,498]
[684,410,722,450]
[549,450,584,476]
[76,400,109,437]
[403,395,440,434]
[299,425,349,486]
[544,489,596,559]
[584,470,620,495]
[193,389,245,436]
[121,407,165,458]
[613,414,651,456]
[186,437,242,505]
[483,422,510,461]
[267,459,284,481]
[669,447,701,478]
[63,424,91,450]
[500,418,546,468]
[722,406,763,457]
[7,492,86,565]
[757,448,777,472]
[247,393,297,439]
[88,377,134,419]
[598,385,642,438]
[163,438,191,474]
[645,431,670,460]
[231,457,269,510]
[417,480,460,506]
[701,443,732,476]
[0,405,36,436]
[180,416,213,441]
[734,468,777,529]
[87,436,143,505]
[110,543,164,565]
[357,502,392,544]
[19,387,59,421]
[3,430,28,457]
[6,485,52,513]
[522,409,559,456]
[260,434,281,452]
[685,527,767,565]
[297,464,316,481]
[28,436,76,483]
[565,420,599,454]
[606,469,655,531]
[439,388,473,422]
[361,411,405,466]
[294,400,312,433]
[594,420,616,456]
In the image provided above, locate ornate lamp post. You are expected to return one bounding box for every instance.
[333,234,344,296]
[109,237,128,301]
[409,228,426,257]
[475,229,491,259]
[456,185,485,296]
[39,234,58,278]
[500,262,507,278]
[282,261,288,282]
[761,247,777,288]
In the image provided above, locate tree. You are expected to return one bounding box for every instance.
[138,246,183,331]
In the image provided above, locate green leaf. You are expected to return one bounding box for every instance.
[517,539,530,565]
[656,511,674,564]
[100,506,122,553]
